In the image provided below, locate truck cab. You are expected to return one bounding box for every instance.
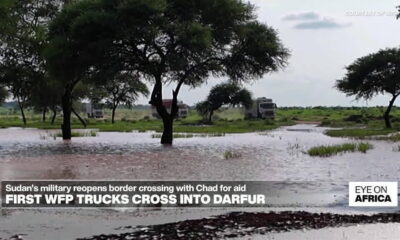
[258,101,276,119]
[86,103,104,118]
[245,97,277,119]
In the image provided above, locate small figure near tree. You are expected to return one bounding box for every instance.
[336,48,400,129]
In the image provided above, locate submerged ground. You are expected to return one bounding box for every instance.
[0,124,400,239]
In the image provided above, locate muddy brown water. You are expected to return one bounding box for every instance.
[0,125,399,239]
[1,125,399,181]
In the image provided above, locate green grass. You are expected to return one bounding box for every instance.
[277,106,400,129]
[357,142,373,153]
[223,150,242,159]
[0,114,293,134]
[95,118,292,133]
[325,128,398,139]
[2,106,400,135]
[307,142,373,157]
[52,130,98,138]
[372,133,400,142]
[175,119,291,133]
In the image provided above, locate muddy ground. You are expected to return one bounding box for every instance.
[79,211,400,240]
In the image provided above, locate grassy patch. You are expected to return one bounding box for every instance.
[223,151,242,159]
[372,133,400,142]
[174,119,292,134]
[0,116,292,134]
[325,128,398,139]
[6,106,400,135]
[357,142,373,153]
[307,142,373,157]
[52,130,98,138]
[97,119,292,134]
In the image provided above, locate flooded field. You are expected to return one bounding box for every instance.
[0,124,399,239]
[1,124,399,181]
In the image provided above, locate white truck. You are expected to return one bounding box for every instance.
[85,103,104,118]
[245,97,277,119]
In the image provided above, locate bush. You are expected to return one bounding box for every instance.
[264,120,275,125]
[320,119,331,126]
[344,115,365,123]
[223,150,242,159]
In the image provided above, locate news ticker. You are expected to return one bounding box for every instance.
[0,181,398,208]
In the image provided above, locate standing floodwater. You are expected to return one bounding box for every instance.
[0,125,400,239]
[0,125,399,181]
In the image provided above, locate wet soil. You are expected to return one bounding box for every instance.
[78,211,400,240]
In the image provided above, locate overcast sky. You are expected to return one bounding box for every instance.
[138,0,400,107]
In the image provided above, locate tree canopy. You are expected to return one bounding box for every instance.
[0,87,8,104]
[88,72,149,123]
[196,82,252,122]
[45,0,120,138]
[46,0,289,143]
[0,0,65,124]
[336,48,400,128]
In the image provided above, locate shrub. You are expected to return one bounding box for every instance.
[223,151,242,159]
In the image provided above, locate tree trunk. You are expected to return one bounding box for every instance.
[111,104,118,124]
[72,107,87,128]
[17,98,26,125]
[384,95,397,129]
[161,115,173,144]
[42,108,46,122]
[149,76,177,145]
[208,110,214,123]
[51,108,57,125]
[61,89,72,140]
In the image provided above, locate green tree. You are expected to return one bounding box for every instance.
[0,87,8,104]
[0,0,65,124]
[336,48,400,128]
[195,101,211,121]
[0,62,41,124]
[196,82,252,122]
[30,78,63,124]
[0,0,14,37]
[47,0,289,144]
[45,0,119,139]
[89,72,149,124]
